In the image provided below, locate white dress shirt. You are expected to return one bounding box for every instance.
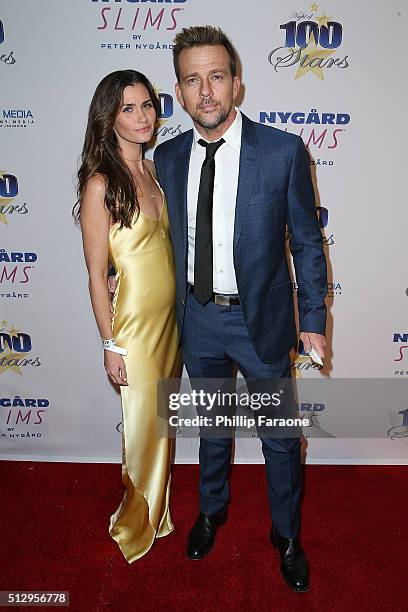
[187,108,242,294]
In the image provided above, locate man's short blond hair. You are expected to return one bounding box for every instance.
[173,25,237,82]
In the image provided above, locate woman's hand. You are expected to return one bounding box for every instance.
[104,350,128,386]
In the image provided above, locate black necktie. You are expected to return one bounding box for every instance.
[194,138,225,305]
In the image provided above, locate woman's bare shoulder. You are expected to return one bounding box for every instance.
[81,174,109,222]
[84,173,107,196]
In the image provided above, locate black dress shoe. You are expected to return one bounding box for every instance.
[270,528,309,592]
[187,510,227,560]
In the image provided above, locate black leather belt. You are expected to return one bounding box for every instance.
[188,284,240,305]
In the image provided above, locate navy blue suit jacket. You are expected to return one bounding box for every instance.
[154,113,327,363]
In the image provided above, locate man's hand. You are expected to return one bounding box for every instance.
[299,332,326,360]
[107,275,117,320]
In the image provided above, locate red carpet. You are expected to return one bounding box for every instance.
[0,462,407,611]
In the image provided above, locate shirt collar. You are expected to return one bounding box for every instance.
[192,107,242,152]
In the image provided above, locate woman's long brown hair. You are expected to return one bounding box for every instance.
[73,70,160,228]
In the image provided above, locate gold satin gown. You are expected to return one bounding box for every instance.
[108,186,180,563]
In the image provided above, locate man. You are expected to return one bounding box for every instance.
[154,26,327,591]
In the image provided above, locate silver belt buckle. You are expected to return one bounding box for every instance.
[214,294,231,306]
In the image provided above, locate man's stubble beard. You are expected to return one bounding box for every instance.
[190,102,232,131]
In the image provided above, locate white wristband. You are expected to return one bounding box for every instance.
[102,338,128,356]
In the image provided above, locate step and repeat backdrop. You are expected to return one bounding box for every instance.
[1,0,407,463]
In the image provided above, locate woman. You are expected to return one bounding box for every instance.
[75,70,180,563]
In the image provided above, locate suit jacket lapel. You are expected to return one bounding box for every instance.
[234,114,260,250]
[172,131,193,265]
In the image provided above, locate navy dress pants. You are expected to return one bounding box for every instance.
[181,290,302,538]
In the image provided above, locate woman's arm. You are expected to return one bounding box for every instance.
[80,175,128,385]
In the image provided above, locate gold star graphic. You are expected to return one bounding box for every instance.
[294,32,335,80]
[293,355,309,379]
[0,323,26,374]
[310,2,319,12]
[0,198,12,225]
[0,351,28,375]
[316,12,332,28]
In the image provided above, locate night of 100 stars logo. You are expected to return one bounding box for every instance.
[0,321,41,374]
[0,18,16,66]
[268,3,350,80]
[0,171,30,226]
[154,89,183,141]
